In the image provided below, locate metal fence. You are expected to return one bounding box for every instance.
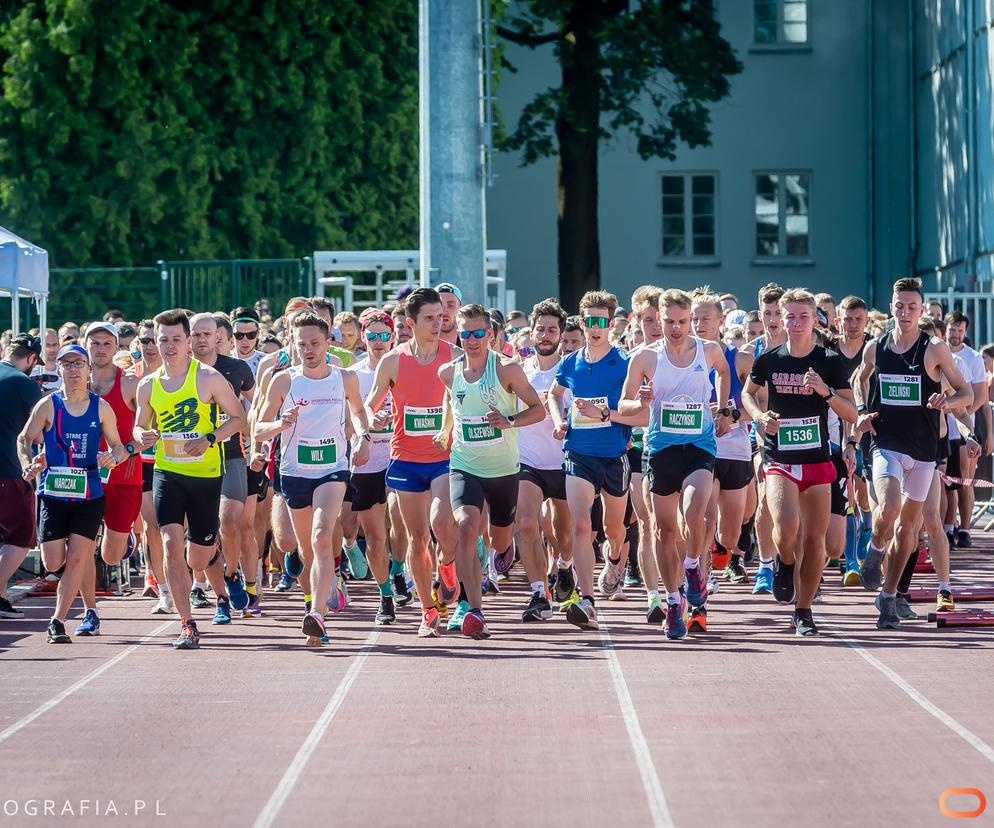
[924,289,994,347]
[159,258,313,315]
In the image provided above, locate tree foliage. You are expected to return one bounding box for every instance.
[0,0,419,267]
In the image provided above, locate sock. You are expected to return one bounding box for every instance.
[389,559,404,576]
[759,556,774,570]
[881,590,896,599]
[192,580,207,591]
[648,589,660,602]
[530,580,545,596]
[557,557,572,570]
[666,591,681,606]
[186,618,197,627]
[944,524,954,533]
[159,583,170,595]
[457,583,467,603]
[738,518,754,552]
[897,548,919,594]
[84,605,97,613]
[304,593,312,605]
[608,556,621,567]
[684,555,700,570]
[868,541,884,555]
[245,581,257,596]
[938,580,951,592]
[378,580,392,597]
[714,537,727,555]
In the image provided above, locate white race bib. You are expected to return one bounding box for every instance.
[658,401,705,434]
[44,466,87,499]
[571,396,609,429]
[161,432,201,463]
[777,417,821,451]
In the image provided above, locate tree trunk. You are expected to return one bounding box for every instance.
[555,3,601,312]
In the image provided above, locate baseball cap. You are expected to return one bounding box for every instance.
[435,282,463,303]
[85,322,120,341]
[57,344,90,363]
[117,322,137,338]
[10,334,42,357]
[30,365,59,382]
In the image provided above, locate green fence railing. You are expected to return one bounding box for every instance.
[160,258,313,316]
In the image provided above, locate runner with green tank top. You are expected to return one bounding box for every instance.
[436,304,546,639]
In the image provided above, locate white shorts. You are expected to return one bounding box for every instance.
[871,447,935,503]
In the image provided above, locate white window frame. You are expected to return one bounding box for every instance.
[752,0,810,50]
[753,170,813,265]
[658,171,719,267]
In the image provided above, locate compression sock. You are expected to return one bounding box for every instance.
[245,581,257,596]
[389,559,405,577]
[378,580,392,597]
[897,548,919,595]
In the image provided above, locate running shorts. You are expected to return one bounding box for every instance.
[142,461,154,493]
[39,496,105,543]
[221,457,248,504]
[280,470,350,510]
[871,447,936,503]
[647,444,716,497]
[349,470,388,512]
[762,460,837,493]
[713,457,753,491]
[102,482,142,534]
[247,466,269,500]
[518,463,567,501]
[0,477,37,548]
[563,451,630,498]
[152,469,222,546]
[830,451,849,517]
[945,438,963,491]
[385,458,449,493]
[449,468,518,527]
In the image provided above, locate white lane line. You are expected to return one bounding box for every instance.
[252,628,381,828]
[598,619,675,828]
[828,626,994,764]
[0,619,175,745]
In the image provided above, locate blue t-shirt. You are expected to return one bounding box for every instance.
[555,346,631,458]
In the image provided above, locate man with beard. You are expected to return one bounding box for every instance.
[436,282,463,348]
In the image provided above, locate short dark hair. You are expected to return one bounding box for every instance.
[213,312,233,337]
[456,304,490,324]
[839,295,868,313]
[103,309,124,322]
[892,277,923,299]
[292,311,330,337]
[309,296,335,316]
[530,298,567,332]
[154,309,191,336]
[945,310,969,329]
[564,316,582,334]
[231,306,260,324]
[405,288,442,322]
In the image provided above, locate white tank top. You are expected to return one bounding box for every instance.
[278,366,348,478]
[349,360,391,474]
[517,357,569,471]
[646,338,716,455]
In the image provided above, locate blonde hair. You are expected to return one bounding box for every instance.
[778,288,817,309]
[659,289,692,311]
[690,289,722,313]
[630,285,661,318]
[578,290,618,317]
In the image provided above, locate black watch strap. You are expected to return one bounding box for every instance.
[206,432,217,446]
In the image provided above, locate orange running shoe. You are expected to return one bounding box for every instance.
[688,605,708,633]
[418,607,441,638]
[142,572,158,598]
[437,561,458,606]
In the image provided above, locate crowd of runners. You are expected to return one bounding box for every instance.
[0,276,990,648]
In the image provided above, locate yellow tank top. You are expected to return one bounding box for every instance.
[150,359,221,477]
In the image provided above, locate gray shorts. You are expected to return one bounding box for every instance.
[221,457,248,503]
[871,447,935,503]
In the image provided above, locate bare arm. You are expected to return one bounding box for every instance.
[618,350,652,420]
[132,377,159,447]
[494,361,544,430]
[18,397,53,476]
[253,372,294,443]
[364,350,398,424]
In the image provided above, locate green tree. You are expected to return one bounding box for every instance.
[0,0,418,271]
[498,0,741,310]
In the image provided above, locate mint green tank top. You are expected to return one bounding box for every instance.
[450,351,519,477]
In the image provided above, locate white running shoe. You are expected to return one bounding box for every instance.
[151,592,175,615]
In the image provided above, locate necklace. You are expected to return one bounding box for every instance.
[891,331,924,373]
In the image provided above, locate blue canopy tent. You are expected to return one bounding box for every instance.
[0,225,49,334]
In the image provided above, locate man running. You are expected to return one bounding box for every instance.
[741,288,856,636]
[436,283,463,348]
[133,309,247,650]
[853,278,971,629]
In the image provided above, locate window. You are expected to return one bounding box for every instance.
[754,172,810,258]
[661,173,717,259]
[754,0,808,45]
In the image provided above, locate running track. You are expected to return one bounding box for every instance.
[2,542,993,827]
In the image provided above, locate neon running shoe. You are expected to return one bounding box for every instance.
[753,566,774,595]
[75,609,100,636]
[558,589,581,613]
[284,549,305,578]
[142,573,158,598]
[431,587,449,619]
[343,541,369,580]
[843,567,862,587]
[725,559,748,584]
[212,598,232,625]
[554,564,576,603]
[437,561,458,605]
[646,594,665,625]
[418,607,441,638]
[172,621,200,650]
[448,599,470,631]
[461,609,491,639]
[684,565,707,607]
[935,590,955,612]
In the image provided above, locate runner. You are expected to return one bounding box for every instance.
[621,289,733,638]
[133,309,247,650]
[853,278,971,629]
[0,335,42,619]
[741,288,856,636]
[390,304,413,345]
[231,307,266,375]
[436,283,463,347]
[560,317,583,355]
[18,345,125,643]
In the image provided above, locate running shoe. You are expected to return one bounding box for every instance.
[418,607,441,638]
[522,592,553,622]
[190,587,210,609]
[225,573,249,611]
[608,585,627,601]
[945,529,957,549]
[874,594,900,630]
[275,573,295,592]
[482,576,501,596]
[842,567,862,587]
[565,597,598,630]
[212,598,232,625]
[340,577,351,608]
[684,565,707,607]
[75,609,100,636]
[624,555,642,587]
[956,528,972,548]
[860,545,886,591]
[493,541,515,575]
[936,589,955,612]
[284,549,305,578]
[376,595,396,625]
[393,573,414,606]
[142,574,158,598]
[665,599,687,640]
[558,589,581,613]
[598,561,622,596]
[687,605,708,633]
[793,608,818,637]
[343,541,369,580]
[554,564,577,603]
[302,610,326,639]
[752,566,774,595]
[476,536,488,570]
[46,618,71,644]
[437,560,458,605]
[725,559,748,584]
[895,595,918,621]
[151,592,174,615]
[326,577,346,614]
[711,543,731,572]
[0,596,25,619]
[646,594,665,625]
[772,557,795,604]
[241,594,262,619]
[706,573,721,596]
[172,621,200,650]
[448,600,470,631]
[461,609,491,639]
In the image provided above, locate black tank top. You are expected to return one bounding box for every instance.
[868,331,940,462]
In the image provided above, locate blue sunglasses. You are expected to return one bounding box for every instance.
[459,329,488,340]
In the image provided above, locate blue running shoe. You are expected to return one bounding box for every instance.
[448,600,470,631]
[212,598,232,625]
[75,609,100,636]
[343,542,369,580]
[476,536,488,570]
[752,567,774,595]
[276,572,295,592]
[284,549,304,578]
[665,599,687,640]
[684,565,707,607]
[226,574,249,610]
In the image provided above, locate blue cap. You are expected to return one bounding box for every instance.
[435,282,463,303]
[57,344,89,363]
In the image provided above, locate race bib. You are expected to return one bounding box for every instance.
[404,405,443,436]
[571,396,609,429]
[658,401,705,434]
[879,373,921,407]
[460,415,504,446]
[99,465,111,483]
[297,436,338,468]
[162,432,201,463]
[44,466,87,499]
[371,400,394,441]
[777,417,821,451]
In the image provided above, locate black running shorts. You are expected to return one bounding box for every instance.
[152,469,222,546]
[449,468,519,527]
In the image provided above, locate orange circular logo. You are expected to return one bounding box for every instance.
[939,789,987,819]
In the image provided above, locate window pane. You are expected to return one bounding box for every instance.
[754,0,777,43]
[661,176,685,197]
[662,196,685,218]
[663,236,686,257]
[785,174,809,216]
[786,224,809,255]
[693,236,715,256]
[756,231,779,256]
[783,21,807,42]
[691,175,714,195]
[693,215,714,236]
[663,216,685,237]
[755,174,779,257]
[692,194,714,217]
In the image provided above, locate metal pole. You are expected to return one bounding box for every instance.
[418,0,432,289]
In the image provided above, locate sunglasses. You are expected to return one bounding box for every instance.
[138,337,154,346]
[517,346,536,358]
[583,316,610,329]
[364,331,391,342]
[233,330,258,341]
[459,329,488,340]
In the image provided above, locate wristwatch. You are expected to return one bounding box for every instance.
[846,438,858,448]
[124,442,136,455]
[822,387,836,400]
[599,406,610,422]
[205,432,217,446]
[857,404,867,414]
[506,414,516,427]
[361,431,371,442]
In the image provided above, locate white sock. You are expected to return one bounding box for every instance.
[159,583,170,595]
[666,591,681,606]
[684,555,700,570]
[557,557,572,570]
[881,590,896,599]
[944,524,954,533]
[938,581,951,592]
[530,580,544,596]
[192,580,207,591]
[759,557,774,571]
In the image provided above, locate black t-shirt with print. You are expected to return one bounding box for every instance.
[212,354,255,460]
[750,342,850,464]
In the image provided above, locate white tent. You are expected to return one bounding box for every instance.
[0,225,49,334]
